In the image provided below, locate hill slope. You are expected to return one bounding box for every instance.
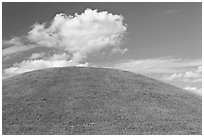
[2,67,202,135]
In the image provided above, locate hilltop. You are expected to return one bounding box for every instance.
[2,67,202,135]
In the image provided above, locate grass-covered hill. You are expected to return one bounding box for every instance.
[2,67,202,135]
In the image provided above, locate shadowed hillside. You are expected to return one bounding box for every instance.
[2,67,202,135]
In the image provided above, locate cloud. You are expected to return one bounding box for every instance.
[109,57,202,95]
[3,53,88,79]
[111,57,201,74]
[111,47,128,54]
[2,37,36,57]
[163,66,202,83]
[3,8,127,78]
[3,37,23,48]
[26,8,127,62]
[29,52,45,60]
[3,45,35,57]
[184,86,202,95]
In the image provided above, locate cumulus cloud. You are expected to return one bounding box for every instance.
[112,57,201,74]
[27,8,127,62]
[163,66,202,83]
[3,8,127,78]
[184,86,202,95]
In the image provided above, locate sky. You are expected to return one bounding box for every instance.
[2,2,202,94]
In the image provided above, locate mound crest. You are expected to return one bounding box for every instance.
[2,67,202,135]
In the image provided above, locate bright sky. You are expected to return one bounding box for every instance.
[2,2,202,94]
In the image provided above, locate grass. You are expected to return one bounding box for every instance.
[2,67,202,135]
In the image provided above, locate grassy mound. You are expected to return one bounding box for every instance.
[2,67,202,135]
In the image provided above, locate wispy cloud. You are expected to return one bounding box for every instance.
[3,37,34,57]
[3,37,22,48]
[163,66,202,83]
[111,57,201,74]
[110,57,202,95]
[3,45,35,57]
[184,86,202,95]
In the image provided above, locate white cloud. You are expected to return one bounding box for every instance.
[29,52,45,59]
[111,47,128,54]
[27,8,127,62]
[112,57,201,74]
[3,45,34,56]
[109,57,202,95]
[3,37,35,56]
[184,86,202,95]
[163,66,202,83]
[3,53,88,79]
[3,37,22,48]
[47,53,70,61]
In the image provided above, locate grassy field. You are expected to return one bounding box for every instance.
[2,67,202,135]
